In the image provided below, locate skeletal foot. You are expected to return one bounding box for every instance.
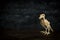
[40,31,50,35]
[40,31,47,34]
[47,32,50,35]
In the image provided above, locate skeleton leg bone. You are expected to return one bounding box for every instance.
[46,25,53,35]
[40,27,48,35]
[47,28,50,35]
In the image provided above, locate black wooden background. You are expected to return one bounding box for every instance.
[0,0,60,40]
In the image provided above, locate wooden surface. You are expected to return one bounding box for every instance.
[0,29,60,40]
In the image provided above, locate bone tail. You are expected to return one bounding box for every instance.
[50,27,53,32]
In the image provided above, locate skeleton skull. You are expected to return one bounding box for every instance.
[39,14,45,19]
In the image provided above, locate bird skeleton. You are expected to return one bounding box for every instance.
[39,14,53,35]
